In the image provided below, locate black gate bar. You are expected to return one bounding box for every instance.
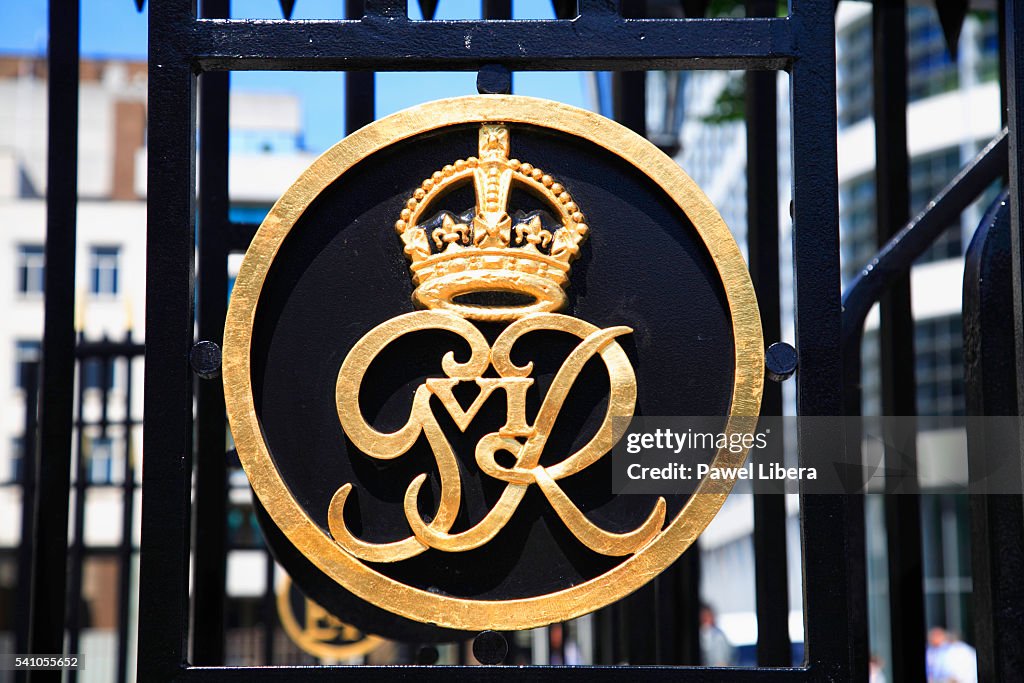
[27,1,81,680]
[192,0,231,666]
[139,0,201,679]
[745,0,791,667]
[345,0,376,135]
[190,17,793,71]
[870,2,926,681]
[785,1,858,679]
[1006,0,1024,433]
[963,191,1024,682]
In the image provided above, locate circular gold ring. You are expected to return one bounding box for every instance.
[223,95,764,631]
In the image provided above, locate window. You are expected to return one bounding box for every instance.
[837,16,873,128]
[975,11,999,83]
[16,245,45,295]
[82,357,115,391]
[860,314,965,426]
[907,7,958,101]
[14,340,41,389]
[915,315,965,425]
[921,494,973,642]
[839,148,967,286]
[89,246,120,295]
[87,437,115,484]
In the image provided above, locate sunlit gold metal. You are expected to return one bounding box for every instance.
[397,123,587,322]
[331,310,661,561]
[223,95,764,632]
[276,575,383,660]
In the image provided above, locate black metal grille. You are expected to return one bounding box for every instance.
[9,0,1024,681]
[136,1,851,680]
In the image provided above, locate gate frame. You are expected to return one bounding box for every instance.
[139,1,853,680]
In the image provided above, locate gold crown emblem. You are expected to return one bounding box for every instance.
[394,123,589,321]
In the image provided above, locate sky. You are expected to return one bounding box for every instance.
[0,0,593,153]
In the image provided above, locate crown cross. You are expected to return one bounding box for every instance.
[393,124,589,322]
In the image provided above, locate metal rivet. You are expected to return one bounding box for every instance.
[472,630,508,665]
[765,342,798,382]
[477,64,512,95]
[190,341,222,380]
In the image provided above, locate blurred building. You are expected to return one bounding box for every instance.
[637,1,1001,671]
[0,54,318,680]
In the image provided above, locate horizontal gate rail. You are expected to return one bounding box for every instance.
[175,665,814,682]
[187,17,793,71]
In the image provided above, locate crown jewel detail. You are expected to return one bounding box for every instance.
[393,124,589,321]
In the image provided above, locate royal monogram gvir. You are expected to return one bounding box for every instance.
[223,95,764,632]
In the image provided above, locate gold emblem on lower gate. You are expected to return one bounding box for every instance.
[224,96,764,632]
[277,576,383,660]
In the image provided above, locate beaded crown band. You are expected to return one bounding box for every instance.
[394,123,589,322]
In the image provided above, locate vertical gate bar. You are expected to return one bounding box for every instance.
[65,351,87,683]
[788,0,859,680]
[484,0,512,19]
[14,364,39,670]
[261,551,276,664]
[745,0,791,667]
[652,559,674,664]
[579,0,620,16]
[116,345,137,683]
[963,193,1024,682]
[608,602,622,664]
[622,585,656,664]
[363,0,407,18]
[607,30,667,664]
[99,348,111,439]
[482,0,513,94]
[27,0,80,674]
[612,0,644,140]
[1001,0,1009,127]
[591,604,611,663]
[1001,10,1024,678]
[675,549,701,665]
[345,0,376,136]
[871,3,926,681]
[1007,0,1024,443]
[651,561,675,663]
[138,0,199,678]
[611,75,646,142]
[192,0,231,666]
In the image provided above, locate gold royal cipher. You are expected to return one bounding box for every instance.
[331,123,665,562]
[223,95,764,633]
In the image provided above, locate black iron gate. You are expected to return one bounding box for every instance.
[12,0,1024,681]
[140,2,852,680]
